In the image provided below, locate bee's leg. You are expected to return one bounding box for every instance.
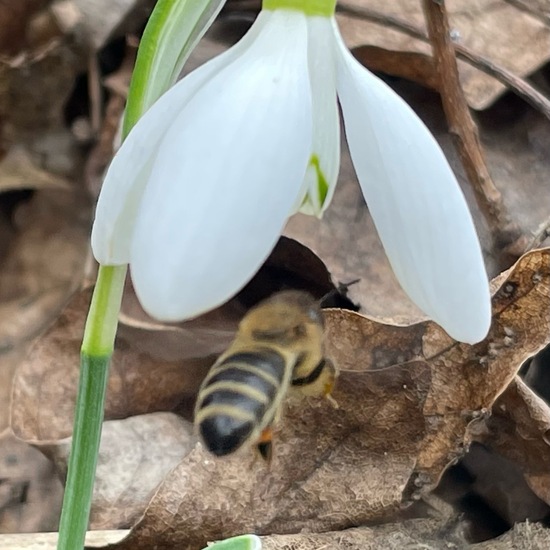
[291,358,339,407]
[256,426,273,463]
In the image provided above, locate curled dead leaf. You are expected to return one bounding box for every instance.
[476,376,550,507]
[323,247,550,491]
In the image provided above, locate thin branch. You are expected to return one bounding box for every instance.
[421,0,526,262]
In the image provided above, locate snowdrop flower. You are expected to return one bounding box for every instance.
[91,0,491,344]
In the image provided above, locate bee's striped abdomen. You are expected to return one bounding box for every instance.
[196,349,287,457]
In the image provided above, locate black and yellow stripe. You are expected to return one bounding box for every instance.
[195,349,288,457]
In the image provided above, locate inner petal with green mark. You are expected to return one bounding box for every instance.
[310,154,329,204]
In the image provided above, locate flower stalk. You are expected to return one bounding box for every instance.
[56,0,225,547]
[57,267,126,550]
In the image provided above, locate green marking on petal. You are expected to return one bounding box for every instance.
[310,154,329,205]
[262,0,336,17]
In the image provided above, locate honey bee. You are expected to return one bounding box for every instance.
[194,290,337,460]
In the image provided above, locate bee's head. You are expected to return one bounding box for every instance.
[240,290,323,344]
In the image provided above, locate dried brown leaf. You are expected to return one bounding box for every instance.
[0,148,70,193]
[0,430,62,534]
[0,188,88,435]
[0,287,70,351]
[47,413,195,529]
[0,287,69,431]
[260,521,550,550]
[10,287,221,442]
[52,0,155,50]
[0,0,47,55]
[323,251,549,492]
[476,376,550,506]
[0,190,89,303]
[337,0,550,109]
[107,361,432,550]
[354,45,439,90]
[0,530,127,548]
[260,519,462,550]
[0,44,84,144]
[473,520,550,549]
[0,351,25,432]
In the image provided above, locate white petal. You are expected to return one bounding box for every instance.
[296,16,340,217]
[91,11,272,265]
[131,10,312,321]
[333,23,490,343]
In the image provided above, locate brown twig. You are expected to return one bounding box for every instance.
[421,0,527,264]
[336,2,550,120]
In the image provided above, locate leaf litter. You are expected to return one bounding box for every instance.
[2,1,550,548]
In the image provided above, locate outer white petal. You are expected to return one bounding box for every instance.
[333,23,491,344]
[131,10,312,321]
[91,13,269,265]
[295,15,340,217]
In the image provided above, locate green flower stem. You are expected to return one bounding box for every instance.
[57,265,126,550]
[123,0,226,136]
[262,0,336,16]
[56,2,204,546]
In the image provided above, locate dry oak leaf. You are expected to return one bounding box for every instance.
[324,248,550,494]
[261,521,550,550]
[0,429,63,534]
[10,287,231,442]
[104,361,432,550]
[476,376,550,507]
[105,248,550,550]
[0,286,70,431]
[337,0,550,109]
[48,413,196,530]
[0,189,90,304]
